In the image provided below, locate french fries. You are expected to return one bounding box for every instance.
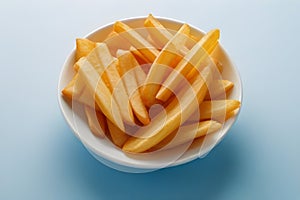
[156,29,220,102]
[88,43,135,125]
[129,46,150,64]
[84,105,107,137]
[141,23,190,107]
[113,21,159,62]
[199,100,241,121]
[78,58,125,131]
[66,38,114,137]
[75,38,96,61]
[204,80,234,100]
[150,120,221,151]
[122,67,212,153]
[62,72,101,111]
[105,31,131,56]
[144,14,174,48]
[61,15,241,154]
[144,14,193,53]
[62,73,79,99]
[128,48,148,86]
[107,119,129,148]
[116,50,150,125]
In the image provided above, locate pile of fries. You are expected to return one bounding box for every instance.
[62,14,241,153]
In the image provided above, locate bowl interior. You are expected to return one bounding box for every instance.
[58,17,242,172]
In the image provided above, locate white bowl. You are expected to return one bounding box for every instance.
[58,16,242,173]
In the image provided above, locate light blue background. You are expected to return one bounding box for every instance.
[1,0,299,199]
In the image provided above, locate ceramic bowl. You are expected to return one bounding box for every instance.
[58,16,242,173]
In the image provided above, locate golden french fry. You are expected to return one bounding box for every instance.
[106,31,118,39]
[78,58,124,131]
[204,80,234,100]
[185,36,199,50]
[105,31,131,56]
[144,14,192,54]
[87,43,135,125]
[113,21,159,62]
[129,47,151,96]
[199,100,240,121]
[187,110,237,150]
[184,56,223,82]
[75,38,96,61]
[74,39,97,71]
[144,15,221,81]
[225,110,238,120]
[74,57,87,72]
[62,73,79,99]
[128,48,148,86]
[122,67,212,153]
[187,136,205,150]
[190,35,199,42]
[84,106,107,137]
[150,120,221,151]
[146,34,162,50]
[129,46,150,64]
[107,119,129,148]
[62,71,108,112]
[67,39,95,105]
[144,14,174,48]
[64,39,101,114]
[156,29,220,102]
[117,50,150,125]
[141,24,190,107]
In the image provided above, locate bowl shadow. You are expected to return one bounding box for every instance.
[53,122,245,200]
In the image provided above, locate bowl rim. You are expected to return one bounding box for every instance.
[57,15,243,170]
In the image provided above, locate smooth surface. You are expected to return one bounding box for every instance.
[0,0,299,199]
[58,17,242,171]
